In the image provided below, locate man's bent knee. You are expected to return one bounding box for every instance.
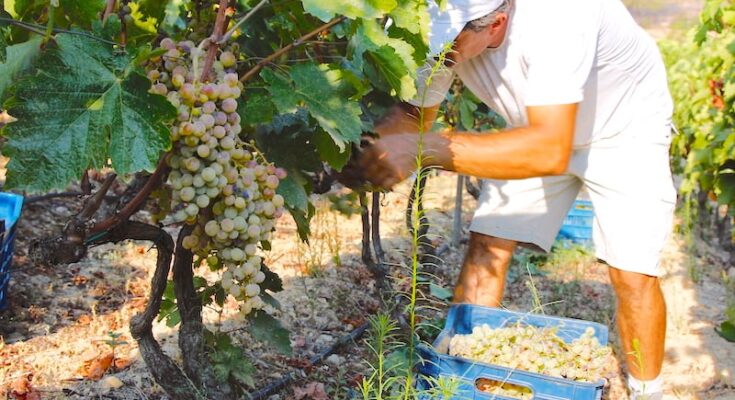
[608,267,660,299]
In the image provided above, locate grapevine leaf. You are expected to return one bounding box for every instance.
[254,111,322,173]
[715,169,735,205]
[290,203,313,241]
[352,20,418,100]
[315,129,351,171]
[289,63,363,151]
[58,0,106,27]
[2,34,176,192]
[277,173,309,212]
[249,311,292,355]
[389,0,429,38]
[158,281,181,327]
[211,345,256,387]
[262,68,299,114]
[239,91,275,125]
[260,264,283,292]
[261,292,281,309]
[0,8,12,23]
[0,35,41,101]
[458,93,478,130]
[301,0,397,22]
[136,0,168,21]
[716,321,735,342]
[429,283,453,301]
[92,12,122,40]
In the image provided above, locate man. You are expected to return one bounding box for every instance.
[361,0,676,398]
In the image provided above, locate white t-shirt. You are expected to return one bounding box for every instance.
[410,0,674,148]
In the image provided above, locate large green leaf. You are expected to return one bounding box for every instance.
[302,0,397,22]
[0,34,41,101]
[352,19,418,100]
[315,129,351,171]
[277,174,309,212]
[249,311,292,355]
[262,64,363,151]
[136,0,168,21]
[289,63,363,151]
[389,0,429,38]
[57,0,105,27]
[262,68,299,114]
[239,91,275,125]
[2,33,176,192]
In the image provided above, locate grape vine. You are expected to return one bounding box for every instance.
[662,0,735,247]
[0,0,434,398]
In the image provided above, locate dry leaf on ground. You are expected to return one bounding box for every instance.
[293,381,329,400]
[79,353,114,380]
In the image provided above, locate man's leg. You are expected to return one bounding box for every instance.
[453,232,517,307]
[608,267,666,380]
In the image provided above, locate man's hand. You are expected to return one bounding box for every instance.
[359,133,454,189]
[359,134,421,189]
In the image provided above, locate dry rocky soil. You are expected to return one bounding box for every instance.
[1,1,734,399]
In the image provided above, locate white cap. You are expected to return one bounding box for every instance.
[427,0,505,56]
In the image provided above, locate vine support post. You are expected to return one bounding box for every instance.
[371,192,386,273]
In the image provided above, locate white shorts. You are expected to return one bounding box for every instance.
[469,126,677,277]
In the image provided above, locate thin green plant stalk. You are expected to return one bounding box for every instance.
[44,0,58,44]
[404,46,451,400]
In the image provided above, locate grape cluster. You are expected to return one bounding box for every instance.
[146,38,286,318]
[449,324,612,396]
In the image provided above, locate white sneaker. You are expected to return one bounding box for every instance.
[630,392,663,400]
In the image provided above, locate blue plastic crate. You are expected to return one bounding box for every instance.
[0,193,24,310]
[555,200,594,248]
[417,304,608,400]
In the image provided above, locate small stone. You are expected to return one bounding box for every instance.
[727,267,735,280]
[325,354,344,366]
[316,334,334,345]
[100,376,124,391]
[53,206,69,215]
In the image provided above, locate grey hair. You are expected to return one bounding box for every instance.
[464,0,513,32]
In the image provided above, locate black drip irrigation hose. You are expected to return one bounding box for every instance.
[248,321,370,400]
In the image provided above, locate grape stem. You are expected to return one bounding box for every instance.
[218,0,268,44]
[239,16,347,84]
[200,0,231,82]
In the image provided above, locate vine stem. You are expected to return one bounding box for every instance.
[90,153,171,234]
[44,1,56,44]
[0,18,121,45]
[200,0,231,82]
[218,0,268,44]
[239,16,346,84]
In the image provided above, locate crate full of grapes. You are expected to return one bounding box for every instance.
[417,304,611,400]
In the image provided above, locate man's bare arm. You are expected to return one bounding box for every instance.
[361,103,577,188]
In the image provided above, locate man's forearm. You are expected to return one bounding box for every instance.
[422,103,577,180]
[423,126,572,179]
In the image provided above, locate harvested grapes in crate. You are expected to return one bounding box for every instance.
[417,304,612,400]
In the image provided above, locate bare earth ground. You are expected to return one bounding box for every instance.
[2,1,734,399]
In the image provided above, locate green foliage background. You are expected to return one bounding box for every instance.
[662,0,735,235]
